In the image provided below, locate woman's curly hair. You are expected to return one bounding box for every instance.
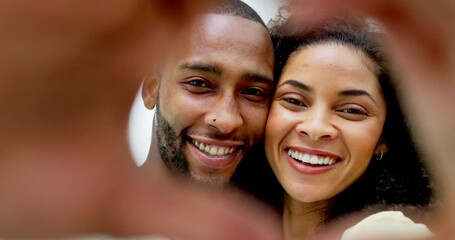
[269,11,434,220]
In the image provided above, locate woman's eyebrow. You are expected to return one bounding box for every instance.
[277,79,312,92]
[278,80,379,105]
[339,89,378,105]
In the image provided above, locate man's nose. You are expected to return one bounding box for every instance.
[205,95,243,134]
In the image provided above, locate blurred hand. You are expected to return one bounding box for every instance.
[0,1,282,239]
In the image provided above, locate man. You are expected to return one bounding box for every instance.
[141,0,275,185]
[4,0,455,239]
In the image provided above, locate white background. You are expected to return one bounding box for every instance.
[127,0,283,166]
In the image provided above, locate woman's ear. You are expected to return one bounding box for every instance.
[374,138,389,156]
[142,73,159,110]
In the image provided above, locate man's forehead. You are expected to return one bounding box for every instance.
[192,13,269,36]
[184,14,272,56]
[160,13,273,81]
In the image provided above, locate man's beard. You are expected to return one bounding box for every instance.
[154,104,252,185]
[154,105,190,179]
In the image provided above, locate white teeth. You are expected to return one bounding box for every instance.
[217,148,224,155]
[310,155,318,164]
[192,140,236,156]
[198,142,205,151]
[288,149,337,166]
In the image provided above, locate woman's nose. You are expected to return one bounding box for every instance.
[295,108,337,141]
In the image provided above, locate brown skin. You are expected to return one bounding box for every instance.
[266,43,388,240]
[0,1,283,239]
[289,0,455,239]
[142,14,274,185]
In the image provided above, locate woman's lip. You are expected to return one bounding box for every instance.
[284,146,342,174]
[286,146,341,159]
[286,150,340,175]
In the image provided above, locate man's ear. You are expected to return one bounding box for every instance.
[142,73,159,110]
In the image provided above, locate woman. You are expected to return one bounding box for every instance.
[265,15,434,239]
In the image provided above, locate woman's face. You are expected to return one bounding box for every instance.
[265,43,387,203]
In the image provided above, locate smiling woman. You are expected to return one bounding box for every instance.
[268,42,387,202]
[265,15,434,239]
[0,0,285,239]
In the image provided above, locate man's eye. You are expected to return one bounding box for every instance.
[242,87,265,96]
[187,79,208,87]
[241,87,268,102]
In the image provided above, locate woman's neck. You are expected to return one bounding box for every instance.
[283,194,331,240]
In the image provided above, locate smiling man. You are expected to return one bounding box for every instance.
[141,0,274,185]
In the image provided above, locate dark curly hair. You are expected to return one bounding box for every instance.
[268,13,434,219]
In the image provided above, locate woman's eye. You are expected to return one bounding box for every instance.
[283,97,304,106]
[340,108,369,116]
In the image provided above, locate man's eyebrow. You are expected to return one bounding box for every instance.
[339,89,378,105]
[277,79,312,91]
[179,62,222,76]
[244,72,274,85]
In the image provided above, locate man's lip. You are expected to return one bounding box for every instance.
[192,139,236,156]
[186,140,242,169]
[188,135,245,148]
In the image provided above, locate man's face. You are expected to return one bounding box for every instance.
[152,14,274,185]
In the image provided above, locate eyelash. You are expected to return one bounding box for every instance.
[337,108,369,116]
[282,97,305,106]
[184,79,269,103]
[242,87,265,96]
[281,97,369,116]
[187,79,208,88]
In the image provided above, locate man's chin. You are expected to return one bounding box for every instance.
[190,172,232,186]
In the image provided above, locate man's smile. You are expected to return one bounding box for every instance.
[192,140,236,156]
[183,134,246,170]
